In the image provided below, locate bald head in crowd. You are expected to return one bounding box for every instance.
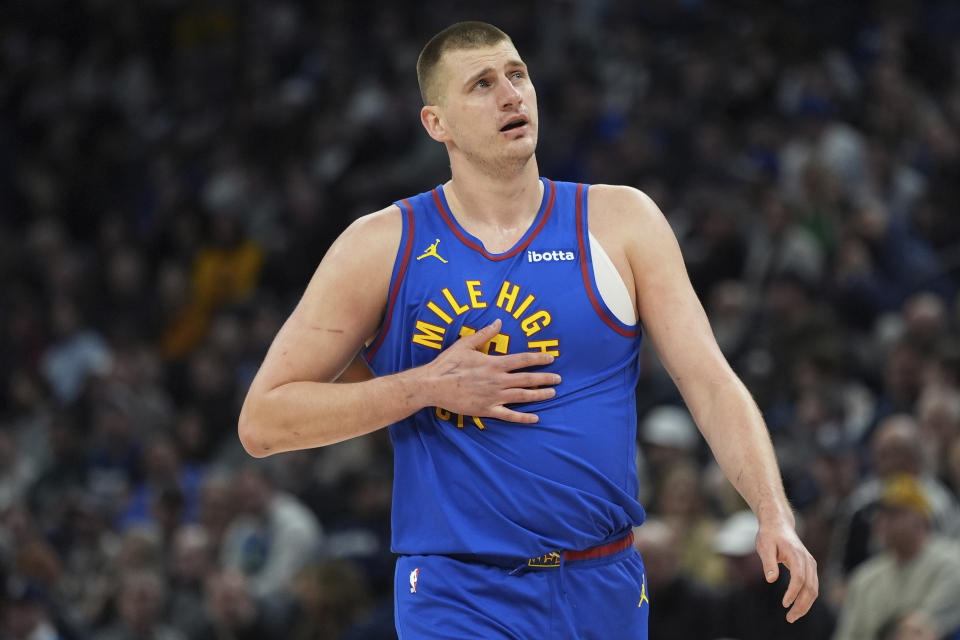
[871,414,925,477]
[902,292,948,349]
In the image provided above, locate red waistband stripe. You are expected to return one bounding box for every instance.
[527,530,634,568]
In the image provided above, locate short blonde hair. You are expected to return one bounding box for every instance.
[416,21,512,105]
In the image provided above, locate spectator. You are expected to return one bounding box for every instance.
[916,386,960,493]
[196,472,236,558]
[39,297,112,406]
[0,506,61,606]
[116,433,204,533]
[743,188,826,290]
[220,464,323,597]
[160,212,264,359]
[3,370,55,476]
[286,560,375,640]
[83,395,142,521]
[829,414,960,580]
[650,460,727,587]
[95,568,184,640]
[48,495,118,631]
[833,474,960,640]
[901,292,950,353]
[0,430,38,514]
[26,414,88,535]
[190,569,287,640]
[0,581,68,640]
[869,340,927,430]
[165,525,212,639]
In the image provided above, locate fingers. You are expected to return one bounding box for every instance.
[787,581,818,623]
[781,560,804,611]
[454,381,557,423]
[757,526,819,623]
[784,555,818,623]
[756,535,780,584]
[434,318,560,424]
[500,386,557,404]
[459,318,503,349]
[499,351,556,371]
[506,372,562,389]
[451,320,556,370]
[489,406,541,424]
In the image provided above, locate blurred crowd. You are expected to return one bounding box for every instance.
[2,0,960,638]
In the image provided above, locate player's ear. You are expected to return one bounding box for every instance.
[421,105,450,142]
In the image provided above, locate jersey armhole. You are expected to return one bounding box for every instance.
[364,200,415,362]
[575,183,641,338]
[588,231,637,325]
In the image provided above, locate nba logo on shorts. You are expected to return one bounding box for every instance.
[409,568,420,593]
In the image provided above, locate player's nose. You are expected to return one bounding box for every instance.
[498,76,523,109]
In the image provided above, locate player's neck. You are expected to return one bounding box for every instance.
[445,156,542,234]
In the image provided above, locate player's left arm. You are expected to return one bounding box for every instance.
[591,184,818,623]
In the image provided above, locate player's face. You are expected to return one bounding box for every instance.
[429,41,538,170]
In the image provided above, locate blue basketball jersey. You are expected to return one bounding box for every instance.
[364,178,646,560]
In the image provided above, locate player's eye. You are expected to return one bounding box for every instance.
[474,78,491,89]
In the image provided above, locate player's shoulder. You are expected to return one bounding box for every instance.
[329,204,403,261]
[588,183,662,220]
[341,203,404,244]
[586,183,669,238]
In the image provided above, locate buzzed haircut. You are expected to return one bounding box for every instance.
[417,21,512,105]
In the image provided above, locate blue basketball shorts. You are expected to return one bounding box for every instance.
[394,545,648,639]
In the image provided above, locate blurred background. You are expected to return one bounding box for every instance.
[2,0,960,638]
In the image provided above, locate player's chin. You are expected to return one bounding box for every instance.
[503,132,538,155]
[500,147,536,167]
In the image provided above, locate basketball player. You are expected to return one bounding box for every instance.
[239,21,818,638]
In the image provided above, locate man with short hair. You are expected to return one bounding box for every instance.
[219,465,323,598]
[240,21,818,638]
[829,414,960,580]
[833,474,960,640]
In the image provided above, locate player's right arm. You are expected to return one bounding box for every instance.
[238,206,559,458]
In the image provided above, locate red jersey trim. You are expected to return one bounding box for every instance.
[431,179,557,261]
[575,183,640,338]
[365,200,415,361]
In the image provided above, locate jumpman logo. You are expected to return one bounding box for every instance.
[417,238,448,263]
[638,573,649,608]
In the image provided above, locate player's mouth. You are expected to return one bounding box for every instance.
[500,117,528,133]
